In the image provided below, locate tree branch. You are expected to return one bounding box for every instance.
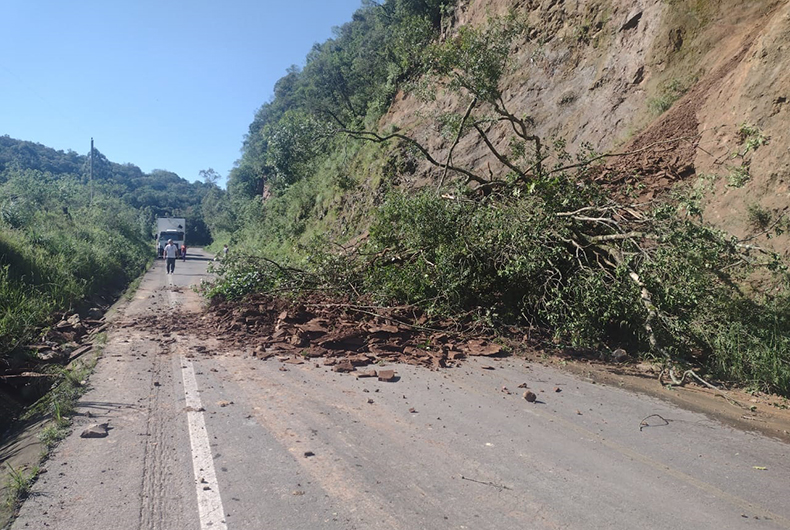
[438,97,477,191]
[473,122,525,180]
[339,128,489,185]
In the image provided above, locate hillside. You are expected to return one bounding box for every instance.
[385,0,789,253]
[0,136,220,244]
[218,0,790,395]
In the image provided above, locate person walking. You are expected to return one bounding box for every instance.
[223,244,229,259]
[164,239,178,274]
[181,243,187,261]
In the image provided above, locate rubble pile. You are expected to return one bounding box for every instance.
[145,293,513,372]
[1,309,108,392]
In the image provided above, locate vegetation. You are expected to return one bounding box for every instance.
[726,123,769,188]
[0,168,147,355]
[648,78,690,115]
[4,464,38,512]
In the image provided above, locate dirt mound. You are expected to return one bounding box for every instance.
[139,294,525,372]
[597,31,761,199]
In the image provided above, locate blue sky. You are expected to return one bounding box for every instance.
[0,0,363,185]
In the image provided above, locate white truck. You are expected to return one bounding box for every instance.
[155,218,186,258]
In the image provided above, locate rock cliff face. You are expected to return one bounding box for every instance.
[382,0,790,255]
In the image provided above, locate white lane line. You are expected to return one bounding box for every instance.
[181,356,228,530]
[168,274,227,530]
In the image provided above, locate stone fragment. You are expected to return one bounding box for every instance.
[333,360,355,373]
[377,369,396,382]
[523,391,537,402]
[612,348,628,362]
[80,423,109,438]
[465,339,503,356]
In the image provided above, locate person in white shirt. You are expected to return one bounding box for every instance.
[164,239,178,274]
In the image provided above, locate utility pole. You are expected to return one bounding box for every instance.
[89,137,94,206]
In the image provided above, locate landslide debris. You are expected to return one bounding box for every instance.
[139,293,520,372]
[1,310,108,406]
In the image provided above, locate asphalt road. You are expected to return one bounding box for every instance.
[12,249,790,529]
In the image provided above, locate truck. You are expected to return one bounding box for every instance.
[155,218,186,258]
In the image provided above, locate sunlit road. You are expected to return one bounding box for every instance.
[12,249,790,529]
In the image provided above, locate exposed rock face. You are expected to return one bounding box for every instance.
[382,0,790,255]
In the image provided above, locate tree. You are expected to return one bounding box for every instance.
[199,168,222,187]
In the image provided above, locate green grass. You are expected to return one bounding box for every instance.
[4,464,39,513]
[0,186,150,366]
[648,79,690,115]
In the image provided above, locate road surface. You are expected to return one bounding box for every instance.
[12,249,790,529]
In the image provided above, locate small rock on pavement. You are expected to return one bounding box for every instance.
[333,360,355,373]
[377,369,396,382]
[80,423,109,438]
[523,391,537,402]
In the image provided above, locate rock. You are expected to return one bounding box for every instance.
[465,339,503,356]
[612,348,628,362]
[284,357,305,365]
[333,360,355,373]
[377,369,396,381]
[67,345,93,362]
[523,391,537,402]
[38,349,67,362]
[356,369,378,378]
[620,9,642,31]
[80,423,109,438]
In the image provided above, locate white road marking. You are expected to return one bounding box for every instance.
[167,272,227,529]
[181,356,228,530]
